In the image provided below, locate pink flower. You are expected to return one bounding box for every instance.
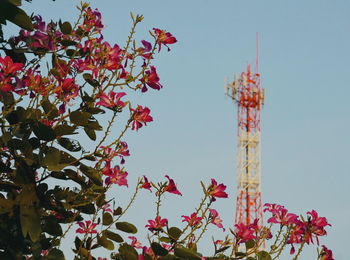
[304,210,331,245]
[76,220,97,234]
[209,209,225,230]
[153,28,177,52]
[131,105,153,131]
[182,212,202,227]
[140,66,162,92]
[129,236,143,249]
[100,146,118,161]
[137,40,153,59]
[145,216,168,232]
[320,245,334,260]
[164,175,182,196]
[80,7,104,33]
[103,163,128,187]
[96,91,126,109]
[116,141,130,158]
[140,176,152,192]
[264,203,298,226]
[55,78,79,102]
[0,56,24,75]
[208,179,228,200]
[234,222,257,243]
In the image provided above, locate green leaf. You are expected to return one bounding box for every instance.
[66,49,75,57]
[103,230,123,243]
[86,120,102,131]
[28,137,40,149]
[70,111,91,126]
[0,2,33,31]
[60,40,77,46]
[151,242,168,256]
[115,222,137,234]
[119,243,138,260]
[257,251,272,260]
[103,212,113,225]
[79,164,102,186]
[58,137,81,152]
[59,21,72,35]
[84,127,96,141]
[43,148,61,171]
[97,235,114,250]
[43,216,63,236]
[83,73,100,87]
[159,237,172,243]
[54,125,76,136]
[20,204,41,242]
[6,0,22,6]
[246,257,256,260]
[47,248,65,260]
[215,246,230,254]
[113,206,122,215]
[245,239,256,249]
[33,122,56,141]
[174,247,201,260]
[77,203,95,214]
[168,227,182,240]
[42,100,59,119]
[0,197,14,214]
[6,106,26,124]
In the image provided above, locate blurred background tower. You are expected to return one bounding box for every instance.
[225,38,265,226]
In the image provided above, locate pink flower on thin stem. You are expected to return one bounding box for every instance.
[145,216,168,232]
[234,222,257,243]
[129,236,143,249]
[96,91,126,109]
[264,203,298,226]
[208,179,228,200]
[131,105,153,131]
[140,176,152,192]
[103,163,128,187]
[164,175,182,196]
[76,220,97,234]
[140,66,162,92]
[153,28,177,52]
[182,212,202,227]
[209,209,225,231]
[305,210,331,245]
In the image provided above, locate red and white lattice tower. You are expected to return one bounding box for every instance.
[225,42,265,226]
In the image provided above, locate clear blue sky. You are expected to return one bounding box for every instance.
[16,0,350,259]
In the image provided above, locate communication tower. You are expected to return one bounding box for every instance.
[225,39,265,226]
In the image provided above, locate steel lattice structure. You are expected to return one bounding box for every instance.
[225,59,265,226]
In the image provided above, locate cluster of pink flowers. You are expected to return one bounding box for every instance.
[264,204,331,255]
[233,219,259,243]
